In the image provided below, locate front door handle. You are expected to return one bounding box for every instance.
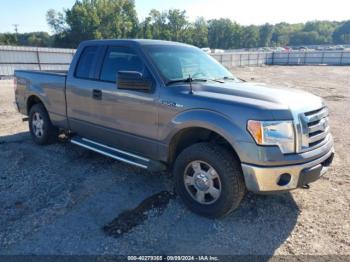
[92,89,102,100]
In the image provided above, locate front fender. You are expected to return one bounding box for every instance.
[161,109,249,159]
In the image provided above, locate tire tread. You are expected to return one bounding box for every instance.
[174,142,246,218]
[29,103,58,145]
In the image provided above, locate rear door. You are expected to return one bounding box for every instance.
[66,45,159,158]
[66,45,107,137]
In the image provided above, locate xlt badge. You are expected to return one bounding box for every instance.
[160,100,184,108]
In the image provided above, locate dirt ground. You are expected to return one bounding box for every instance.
[0,66,349,256]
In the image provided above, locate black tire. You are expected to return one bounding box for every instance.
[28,103,58,145]
[174,142,246,218]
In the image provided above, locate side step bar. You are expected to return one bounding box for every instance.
[70,137,166,171]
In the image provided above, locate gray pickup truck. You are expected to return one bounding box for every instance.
[15,39,334,218]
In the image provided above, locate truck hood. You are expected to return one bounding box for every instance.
[193,81,324,112]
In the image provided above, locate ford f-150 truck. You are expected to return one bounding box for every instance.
[14,39,335,218]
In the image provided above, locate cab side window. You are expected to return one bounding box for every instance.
[100,47,144,82]
[75,46,102,80]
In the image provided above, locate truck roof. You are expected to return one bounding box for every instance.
[79,39,192,48]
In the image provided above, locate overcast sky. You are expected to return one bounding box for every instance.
[0,0,349,33]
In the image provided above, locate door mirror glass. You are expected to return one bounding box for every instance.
[117,71,152,91]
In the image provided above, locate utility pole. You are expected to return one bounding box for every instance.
[13,24,19,34]
[13,24,19,44]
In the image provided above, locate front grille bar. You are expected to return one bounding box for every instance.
[298,106,330,152]
[308,127,330,144]
[304,108,329,123]
[308,117,329,133]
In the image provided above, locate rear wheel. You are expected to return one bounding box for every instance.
[29,103,58,145]
[174,142,246,218]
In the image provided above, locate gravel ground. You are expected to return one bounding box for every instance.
[0,66,349,256]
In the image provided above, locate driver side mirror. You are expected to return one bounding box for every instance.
[117,71,152,92]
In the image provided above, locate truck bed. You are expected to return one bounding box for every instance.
[15,70,68,77]
[15,69,68,128]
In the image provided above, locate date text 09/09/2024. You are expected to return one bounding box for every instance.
[127,256,219,261]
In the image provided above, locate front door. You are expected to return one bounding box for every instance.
[70,45,159,158]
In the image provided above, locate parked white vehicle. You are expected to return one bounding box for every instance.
[201,47,211,54]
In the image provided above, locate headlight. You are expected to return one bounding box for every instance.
[247,120,295,154]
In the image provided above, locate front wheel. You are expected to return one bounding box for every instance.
[174,143,246,218]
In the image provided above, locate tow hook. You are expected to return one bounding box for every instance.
[302,184,310,189]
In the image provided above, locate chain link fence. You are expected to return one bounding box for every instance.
[212,50,350,68]
[1,45,349,77]
[0,46,75,78]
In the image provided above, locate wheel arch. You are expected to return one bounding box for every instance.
[26,95,45,115]
[165,110,246,165]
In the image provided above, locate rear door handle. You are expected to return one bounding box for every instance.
[92,89,102,100]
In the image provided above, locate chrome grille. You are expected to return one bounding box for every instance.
[301,107,330,151]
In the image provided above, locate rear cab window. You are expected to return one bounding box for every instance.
[75,46,104,80]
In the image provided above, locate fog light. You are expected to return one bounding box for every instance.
[277,173,291,186]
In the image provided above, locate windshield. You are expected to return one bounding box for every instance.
[144,45,237,83]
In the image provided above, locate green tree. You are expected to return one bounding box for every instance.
[271,22,303,46]
[142,9,189,42]
[259,23,274,47]
[289,31,321,45]
[333,21,350,44]
[241,25,260,48]
[147,9,171,40]
[138,17,153,39]
[47,9,67,34]
[303,21,337,44]
[190,17,208,47]
[20,32,52,47]
[47,0,139,47]
[208,19,241,49]
[44,1,348,49]
[0,32,52,47]
[167,9,188,42]
[0,33,17,45]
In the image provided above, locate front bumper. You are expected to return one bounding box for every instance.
[241,147,335,193]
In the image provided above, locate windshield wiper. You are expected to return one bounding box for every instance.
[166,77,224,85]
[210,78,225,83]
[214,76,237,82]
[167,76,219,94]
[166,76,227,94]
[166,77,207,86]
